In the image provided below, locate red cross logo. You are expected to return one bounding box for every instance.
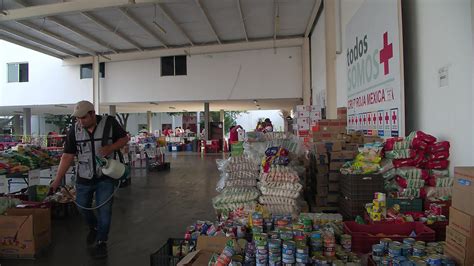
[372,114,377,124]
[380,32,393,75]
[385,112,390,123]
[367,114,371,125]
[379,113,383,124]
[392,111,397,124]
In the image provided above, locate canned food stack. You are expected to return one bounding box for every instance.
[268,239,281,265]
[282,240,296,264]
[244,241,256,265]
[365,192,387,221]
[215,243,236,266]
[370,237,454,265]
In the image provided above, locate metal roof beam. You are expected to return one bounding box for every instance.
[0,26,77,57]
[47,16,119,53]
[81,12,143,51]
[305,0,322,37]
[157,4,193,46]
[273,0,278,41]
[0,34,64,59]
[63,37,304,65]
[194,0,221,44]
[16,21,97,56]
[236,0,248,42]
[118,7,168,48]
[0,0,169,23]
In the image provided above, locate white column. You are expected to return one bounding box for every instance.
[23,108,31,136]
[93,56,100,114]
[220,109,225,140]
[204,102,210,140]
[109,105,116,117]
[325,0,337,118]
[196,112,201,135]
[302,37,311,105]
[13,115,21,135]
[147,111,152,132]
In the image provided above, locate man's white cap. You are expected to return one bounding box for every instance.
[72,100,95,117]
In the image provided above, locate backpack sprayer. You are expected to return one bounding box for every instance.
[58,157,130,210]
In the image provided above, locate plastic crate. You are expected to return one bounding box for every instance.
[339,174,384,197]
[386,198,423,213]
[150,238,196,266]
[424,199,451,217]
[339,194,374,220]
[343,221,436,253]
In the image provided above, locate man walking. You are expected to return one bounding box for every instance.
[51,100,128,259]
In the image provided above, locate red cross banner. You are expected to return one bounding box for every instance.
[345,0,404,138]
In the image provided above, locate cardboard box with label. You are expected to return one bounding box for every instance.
[452,167,474,216]
[445,226,474,265]
[178,236,232,266]
[0,208,51,258]
[449,206,474,237]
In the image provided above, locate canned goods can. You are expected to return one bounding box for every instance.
[381,256,392,265]
[392,256,407,265]
[412,245,426,257]
[269,239,281,248]
[403,238,416,245]
[389,245,402,257]
[380,238,393,250]
[415,241,426,247]
[373,244,385,257]
[427,254,442,265]
[401,244,412,256]
[391,241,402,247]
[311,231,322,239]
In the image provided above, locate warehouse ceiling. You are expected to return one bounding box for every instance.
[0,98,302,115]
[0,0,320,59]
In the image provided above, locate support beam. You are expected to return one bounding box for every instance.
[0,26,76,57]
[195,0,221,44]
[109,105,117,117]
[0,34,64,59]
[93,56,101,115]
[23,108,31,136]
[11,0,28,7]
[147,111,152,132]
[302,37,311,105]
[63,37,304,65]
[204,102,210,141]
[0,0,167,22]
[158,4,194,46]
[324,0,337,119]
[220,109,225,149]
[16,21,97,56]
[81,12,144,51]
[273,0,278,41]
[12,115,21,136]
[118,7,168,48]
[305,0,322,37]
[48,17,119,53]
[196,111,201,136]
[236,0,248,42]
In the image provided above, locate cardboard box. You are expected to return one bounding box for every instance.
[315,196,327,206]
[310,105,322,112]
[295,105,309,112]
[342,150,358,159]
[328,183,339,192]
[295,130,310,137]
[295,111,310,118]
[449,207,474,237]
[0,208,51,258]
[316,165,329,175]
[316,174,328,186]
[330,151,344,160]
[314,154,329,165]
[317,186,328,197]
[297,123,310,131]
[330,162,345,171]
[313,142,328,154]
[345,143,360,151]
[452,167,474,216]
[178,236,232,266]
[364,136,383,144]
[445,226,474,266]
[310,111,322,120]
[327,193,339,203]
[310,118,319,126]
[329,172,341,182]
[326,141,343,152]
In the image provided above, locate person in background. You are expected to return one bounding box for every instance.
[185,127,192,136]
[264,118,274,133]
[229,125,242,153]
[50,100,128,259]
[256,121,264,132]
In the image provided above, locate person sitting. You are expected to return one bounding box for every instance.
[263,118,274,133]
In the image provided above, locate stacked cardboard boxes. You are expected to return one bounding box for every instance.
[444,167,474,265]
[293,105,322,143]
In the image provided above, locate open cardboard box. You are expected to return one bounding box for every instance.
[0,208,51,258]
[178,236,232,266]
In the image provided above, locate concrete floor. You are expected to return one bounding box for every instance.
[2,153,223,266]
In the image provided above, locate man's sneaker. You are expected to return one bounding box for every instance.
[86,228,97,246]
[90,241,107,259]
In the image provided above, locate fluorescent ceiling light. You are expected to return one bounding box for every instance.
[13,111,23,114]
[54,105,68,108]
[153,21,166,34]
[169,106,176,110]
[253,100,258,104]
[149,102,159,106]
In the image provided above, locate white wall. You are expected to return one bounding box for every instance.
[311,8,327,107]
[0,41,92,106]
[101,47,302,103]
[403,0,473,168]
[235,110,284,132]
[124,113,180,135]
